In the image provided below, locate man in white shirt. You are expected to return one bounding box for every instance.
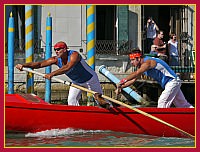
[168,33,179,66]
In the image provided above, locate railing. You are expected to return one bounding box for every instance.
[5,39,195,78]
[5,39,133,55]
[96,40,133,55]
[5,39,43,54]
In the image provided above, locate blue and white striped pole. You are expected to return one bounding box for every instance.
[25,5,34,93]
[8,12,14,94]
[45,12,52,103]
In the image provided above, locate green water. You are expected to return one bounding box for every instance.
[5,128,195,147]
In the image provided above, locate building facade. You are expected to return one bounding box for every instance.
[5,4,195,103]
[5,4,195,77]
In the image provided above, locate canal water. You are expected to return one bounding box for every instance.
[5,128,195,147]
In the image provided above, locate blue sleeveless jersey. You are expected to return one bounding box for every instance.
[57,50,94,83]
[143,56,178,88]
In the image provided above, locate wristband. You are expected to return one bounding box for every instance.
[119,78,127,85]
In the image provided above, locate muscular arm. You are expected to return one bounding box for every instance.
[47,51,81,77]
[121,60,156,88]
[16,56,57,70]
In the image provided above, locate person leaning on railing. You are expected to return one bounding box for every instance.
[168,33,179,66]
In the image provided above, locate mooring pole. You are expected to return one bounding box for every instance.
[45,12,52,103]
[8,12,14,94]
[25,5,34,93]
[86,5,95,105]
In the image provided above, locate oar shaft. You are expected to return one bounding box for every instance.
[71,83,96,94]
[22,68,70,85]
[101,95,194,139]
[21,67,195,139]
[22,68,98,94]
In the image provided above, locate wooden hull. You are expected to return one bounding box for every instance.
[5,94,195,138]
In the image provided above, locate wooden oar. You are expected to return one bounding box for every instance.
[21,67,195,139]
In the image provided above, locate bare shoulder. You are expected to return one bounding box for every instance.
[71,51,79,57]
[142,59,156,69]
[146,59,156,68]
[69,51,81,64]
[70,51,80,60]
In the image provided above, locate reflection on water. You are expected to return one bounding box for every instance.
[5,128,195,147]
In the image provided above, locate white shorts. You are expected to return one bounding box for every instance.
[67,74,103,106]
[158,79,194,108]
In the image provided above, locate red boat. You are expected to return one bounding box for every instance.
[5,94,195,138]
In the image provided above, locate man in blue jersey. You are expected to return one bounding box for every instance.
[16,41,110,108]
[115,49,193,108]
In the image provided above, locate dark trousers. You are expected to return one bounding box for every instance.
[146,38,154,53]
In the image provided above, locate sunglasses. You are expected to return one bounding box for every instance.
[54,48,64,51]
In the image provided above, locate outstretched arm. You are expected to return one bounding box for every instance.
[16,56,57,71]
[115,60,155,94]
[124,61,152,83]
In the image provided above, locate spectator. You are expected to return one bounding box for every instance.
[145,17,159,53]
[153,30,168,63]
[168,33,179,66]
[150,44,158,55]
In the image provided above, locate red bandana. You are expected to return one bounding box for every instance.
[129,53,142,59]
[54,42,68,49]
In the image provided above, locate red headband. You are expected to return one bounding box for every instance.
[54,42,68,49]
[129,53,142,59]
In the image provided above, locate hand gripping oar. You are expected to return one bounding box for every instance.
[22,68,195,139]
